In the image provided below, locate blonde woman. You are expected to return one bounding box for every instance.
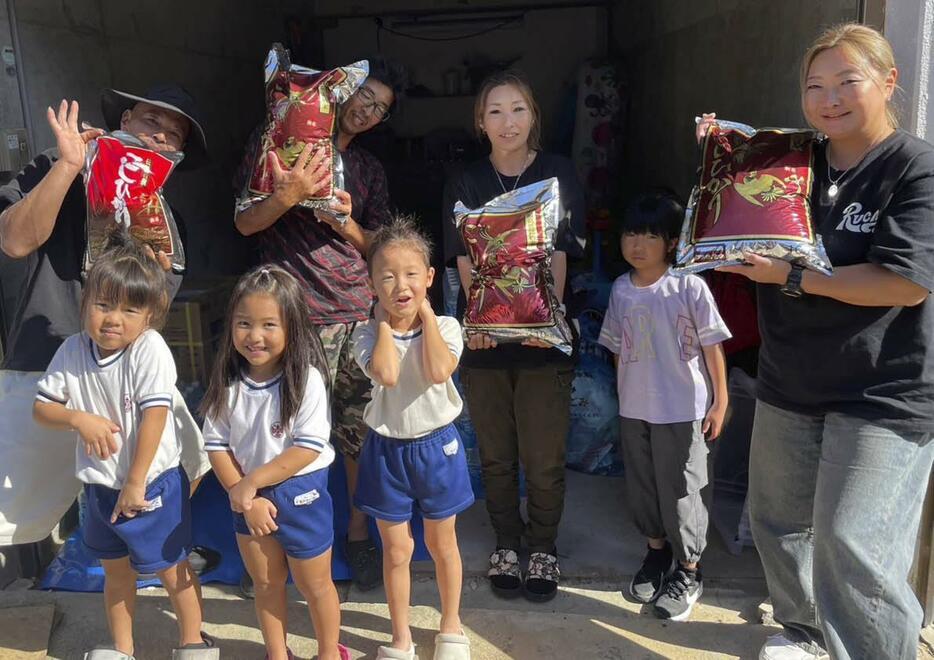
[701,23,934,660]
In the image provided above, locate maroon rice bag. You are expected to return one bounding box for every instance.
[454,178,573,354]
[674,119,831,275]
[237,44,367,217]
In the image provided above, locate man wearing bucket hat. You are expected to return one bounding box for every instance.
[0,85,215,647]
[0,83,208,370]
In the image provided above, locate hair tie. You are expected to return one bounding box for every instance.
[260,268,270,276]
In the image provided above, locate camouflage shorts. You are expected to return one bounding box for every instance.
[315,322,371,459]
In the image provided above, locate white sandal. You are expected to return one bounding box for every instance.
[432,632,471,660]
[83,649,134,660]
[376,644,416,660]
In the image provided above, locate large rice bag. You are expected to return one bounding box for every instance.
[674,120,831,275]
[83,130,184,272]
[237,43,367,216]
[454,178,573,355]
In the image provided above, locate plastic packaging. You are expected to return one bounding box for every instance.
[454,178,573,354]
[83,130,184,272]
[674,120,832,275]
[237,43,367,220]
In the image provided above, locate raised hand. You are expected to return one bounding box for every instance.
[695,112,717,145]
[47,100,103,172]
[269,143,330,208]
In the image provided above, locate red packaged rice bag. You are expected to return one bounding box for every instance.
[237,44,367,218]
[455,178,573,354]
[674,120,831,275]
[83,130,184,272]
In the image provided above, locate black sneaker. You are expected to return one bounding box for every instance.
[239,571,254,600]
[344,535,382,591]
[629,542,673,603]
[187,545,221,576]
[653,565,703,621]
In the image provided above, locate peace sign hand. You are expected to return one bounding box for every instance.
[47,100,103,173]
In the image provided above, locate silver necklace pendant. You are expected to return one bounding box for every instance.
[828,183,839,198]
[492,151,533,194]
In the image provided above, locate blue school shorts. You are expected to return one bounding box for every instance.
[82,466,191,574]
[233,468,333,560]
[354,424,475,522]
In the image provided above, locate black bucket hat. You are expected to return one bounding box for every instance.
[101,83,208,170]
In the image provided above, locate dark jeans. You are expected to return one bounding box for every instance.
[461,364,573,553]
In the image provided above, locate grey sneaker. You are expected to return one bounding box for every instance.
[629,542,673,603]
[653,566,702,621]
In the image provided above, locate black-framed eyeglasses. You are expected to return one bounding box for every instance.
[356,85,391,122]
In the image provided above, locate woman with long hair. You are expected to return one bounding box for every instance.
[442,70,586,603]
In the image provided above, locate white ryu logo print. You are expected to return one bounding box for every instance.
[835,202,879,234]
[112,152,152,228]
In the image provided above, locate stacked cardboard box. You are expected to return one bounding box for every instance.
[164,278,235,383]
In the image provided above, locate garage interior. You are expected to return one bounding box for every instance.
[1,0,933,655]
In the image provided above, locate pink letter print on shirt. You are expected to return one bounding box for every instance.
[676,315,700,361]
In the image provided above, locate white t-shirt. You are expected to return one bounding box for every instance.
[352,316,464,439]
[202,367,333,476]
[598,271,732,424]
[36,329,180,488]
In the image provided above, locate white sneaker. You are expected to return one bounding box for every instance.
[759,633,828,660]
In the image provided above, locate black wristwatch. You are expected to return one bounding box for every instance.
[780,264,804,297]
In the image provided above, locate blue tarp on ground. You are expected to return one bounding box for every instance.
[40,455,431,592]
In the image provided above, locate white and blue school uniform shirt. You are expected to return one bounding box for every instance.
[35,329,179,488]
[351,316,464,439]
[350,316,474,522]
[202,367,334,475]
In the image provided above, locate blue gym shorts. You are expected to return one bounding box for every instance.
[233,468,334,559]
[354,423,475,522]
[82,466,191,574]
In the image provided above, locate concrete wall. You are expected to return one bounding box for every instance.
[884,0,934,142]
[612,0,859,199]
[316,0,606,143]
[8,0,310,276]
[0,1,24,138]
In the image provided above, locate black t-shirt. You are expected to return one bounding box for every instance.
[0,150,185,372]
[442,152,586,370]
[757,129,934,431]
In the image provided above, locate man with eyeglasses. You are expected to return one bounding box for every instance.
[234,61,399,593]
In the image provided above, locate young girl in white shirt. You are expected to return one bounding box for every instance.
[201,265,348,660]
